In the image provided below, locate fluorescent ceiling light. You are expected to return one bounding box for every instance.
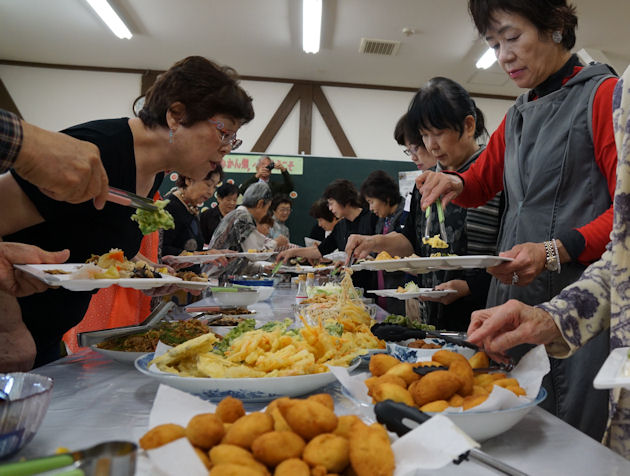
[86,0,132,39]
[476,47,496,69]
[303,0,322,54]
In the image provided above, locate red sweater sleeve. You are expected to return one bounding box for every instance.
[453,116,507,207]
[575,77,618,263]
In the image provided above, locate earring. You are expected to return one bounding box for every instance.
[169,129,174,144]
[552,30,562,44]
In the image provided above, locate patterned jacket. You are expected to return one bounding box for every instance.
[538,65,630,458]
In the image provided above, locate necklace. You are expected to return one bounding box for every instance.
[175,190,200,216]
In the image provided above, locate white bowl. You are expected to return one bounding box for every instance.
[387,340,476,361]
[213,290,259,307]
[253,286,274,301]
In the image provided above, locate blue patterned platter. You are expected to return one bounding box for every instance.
[387,339,476,361]
[135,353,358,402]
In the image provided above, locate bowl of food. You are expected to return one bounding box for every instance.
[0,372,54,458]
[212,288,259,307]
[231,279,275,302]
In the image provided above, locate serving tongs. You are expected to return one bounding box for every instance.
[370,323,478,350]
[77,301,175,348]
[423,199,450,254]
[107,186,158,211]
[374,400,529,476]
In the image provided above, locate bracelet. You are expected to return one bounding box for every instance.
[552,239,561,274]
[544,240,560,273]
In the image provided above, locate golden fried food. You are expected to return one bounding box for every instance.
[333,415,362,439]
[348,421,395,476]
[186,413,224,449]
[216,396,246,423]
[493,378,520,389]
[374,251,394,260]
[222,412,274,449]
[472,385,490,396]
[303,433,350,473]
[448,360,474,397]
[371,382,415,407]
[311,465,328,476]
[251,431,306,467]
[507,385,527,396]
[210,463,268,476]
[274,458,310,476]
[412,361,444,368]
[279,399,338,440]
[193,446,212,470]
[431,349,468,367]
[307,393,335,411]
[468,351,490,369]
[368,354,400,377]
[364,374,407,397]
[383,362,420,386]
[463,394,488,411]
[473,373,494,387]
[449,394,464,406]
[420,400,449,412]
[209,444,270,475]
[139,423,186,450]
[408,370,462,407]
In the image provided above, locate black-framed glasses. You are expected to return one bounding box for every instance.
[208,119,242,150]
[403,144,419,156]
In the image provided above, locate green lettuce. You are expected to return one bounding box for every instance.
[131,199,175,235]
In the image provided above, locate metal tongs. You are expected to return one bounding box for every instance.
[374,400,529,476]
[424,199,449,249]
[107,186,158,211]
[371,323,479,350]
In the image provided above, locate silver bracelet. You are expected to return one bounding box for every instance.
[552,238,561,274]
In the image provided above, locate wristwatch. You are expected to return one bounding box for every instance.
[544,241,559,272]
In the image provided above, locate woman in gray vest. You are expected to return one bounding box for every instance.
[416,0,618,441]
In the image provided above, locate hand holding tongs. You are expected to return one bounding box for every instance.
[107,186,158,211]
[424,199,449,246]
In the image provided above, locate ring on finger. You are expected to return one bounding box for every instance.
[511,272,519,285]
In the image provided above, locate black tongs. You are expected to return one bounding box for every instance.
[374,400,530,476]
[371,323,479,351]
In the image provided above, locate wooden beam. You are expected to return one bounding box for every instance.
[251,84,301,153]
[0,78,22,118]
[298,83,313,155]
[312,85,356,157]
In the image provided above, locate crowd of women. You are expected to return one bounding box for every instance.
[2,0,630,460]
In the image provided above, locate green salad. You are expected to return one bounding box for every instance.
[131,199,175,235]
[384,314,436,330]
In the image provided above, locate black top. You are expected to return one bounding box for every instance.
[239,170,294,196]
[162,195,205,256]
[318,208,378,256]
[200,205,224,244]
[8,118,164,367]
[309,223,326,242]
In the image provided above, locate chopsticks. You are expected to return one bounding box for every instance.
[107,186,158,211]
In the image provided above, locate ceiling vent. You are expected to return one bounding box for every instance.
[358,38,400,56]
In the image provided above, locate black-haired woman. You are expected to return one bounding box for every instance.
[200,182,239,244]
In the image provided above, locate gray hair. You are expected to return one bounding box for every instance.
[242,182,272,207]
[256,155,271,167]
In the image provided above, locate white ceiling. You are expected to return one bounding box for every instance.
[1,0,629,98]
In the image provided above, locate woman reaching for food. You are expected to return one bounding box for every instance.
[0,56,254,368]
[415,0,618,440]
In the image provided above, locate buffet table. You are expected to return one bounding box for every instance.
[10,288,630,475]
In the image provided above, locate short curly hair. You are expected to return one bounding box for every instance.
[322,179,363,208]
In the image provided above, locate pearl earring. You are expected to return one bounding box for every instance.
[552,31,562,44]
[169,129,174,144]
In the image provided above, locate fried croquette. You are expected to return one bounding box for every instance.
[432,349,468,367]
[383,362,420,386]
[462,394,488,411]
[209,444,270,475]
[348,421,394,476]
[274,458,310,476]
[251,431,306,466]
[420,400,450,412]
[364,375,407,397]
[412,361,444,368]
[448,360,474,397]
[279,399,338,440]
[311,465,328,476]
[193,446,212,470]
[307,393,335,410]
[186,413,224,449]
[139,423,186,450]
[370,382,415,407]
[216,396,246,423]
[222,412,274,449]
[303,433,350,472]
[369,354,400,377]
[408,370,462,407]
[333,415,362,439]
[468,351,490,369]
[210,463,268,476]
[449,394,465,406]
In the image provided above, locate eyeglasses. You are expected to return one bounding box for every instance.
[208,119,242,151]
[403,144,419,156]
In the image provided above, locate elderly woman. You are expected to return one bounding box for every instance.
[416,0,618,439]
[0,56,254,368]
[200,182,239,244]
[162,165,223,260]
[466,65,630,458]
[209,182,274,252]
[308,199,339,243]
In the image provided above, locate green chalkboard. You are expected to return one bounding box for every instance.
[159,152,417,245]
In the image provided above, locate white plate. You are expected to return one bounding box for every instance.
[135,353,356,401]
[368,288,458,300]
[236,251,275,261]
[162,252,237,265]
[387,340,477,360]
[358,255,513,273]
[278,265,336,273]
[594,347,630,389]
[323,251,347,262]
[304,237,321,247]
[174,280,211,290]
[91,345,146,364]
[14,264,183,292]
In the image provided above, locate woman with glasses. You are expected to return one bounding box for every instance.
[0,56,254,368]
[394,113,437,172]
[347,77,501,331]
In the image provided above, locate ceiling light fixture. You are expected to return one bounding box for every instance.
[476,47,496,69]
[86,0,132,39]
[302,0,322,54]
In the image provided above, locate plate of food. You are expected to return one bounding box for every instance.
[594,347,630,389]
[368,282,458,300]
[358,255,513,273]
[162,250,238,265]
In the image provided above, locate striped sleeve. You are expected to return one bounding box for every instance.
[465,193,502,255]
[0,109,23,172]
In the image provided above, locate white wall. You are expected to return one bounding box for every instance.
[0,64,512,160]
